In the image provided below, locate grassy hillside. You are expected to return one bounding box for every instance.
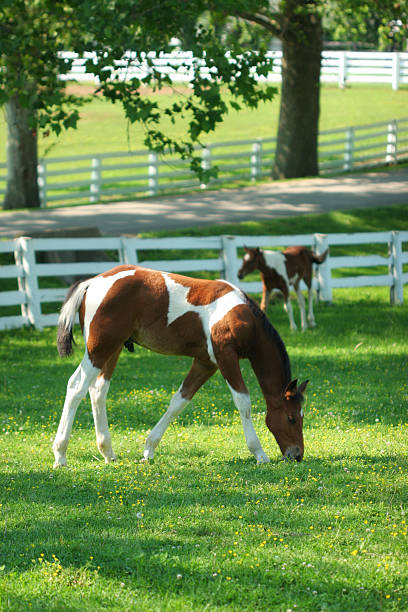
[0,205,407,610]
[0,84,407,162]
[0,288,407,611]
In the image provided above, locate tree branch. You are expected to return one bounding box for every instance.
[237,11,282,37]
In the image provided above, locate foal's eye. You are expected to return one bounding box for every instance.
[288,415,297,425]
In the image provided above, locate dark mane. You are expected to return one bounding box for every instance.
[244,294,292,385]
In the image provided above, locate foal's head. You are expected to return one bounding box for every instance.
[237,247,264,280]
[265,379,308,461]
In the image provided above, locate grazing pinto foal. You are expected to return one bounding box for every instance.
[238,246,328,331]
[54,265,308,468]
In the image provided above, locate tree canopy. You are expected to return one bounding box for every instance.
[324,0,408,50]
[0,0,277,188]
[1,0,407,208]
[205,0,408,178]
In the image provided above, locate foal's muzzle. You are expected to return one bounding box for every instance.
[284,446,303,462]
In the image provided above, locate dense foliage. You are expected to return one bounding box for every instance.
[0,0,276,181]
[326,0,408,50]
[207,1,408,49]
[1,0,407,209]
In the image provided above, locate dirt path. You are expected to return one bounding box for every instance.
[1,168,407,239]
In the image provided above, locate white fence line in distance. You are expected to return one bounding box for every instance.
[0,231,406,331]
[1,118,407,208]
[62,50,408,90]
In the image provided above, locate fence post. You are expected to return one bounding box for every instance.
[201,147,211,189]
[339,51,347,89]
[38,161,47,208]
[120,236,139,265]
[392,52,400,91]
[90,156,102,202]
[314,233,332,302]
[386,120,397,164]
[18,237,43,329]
[389,231,403,305]
[13,241,30,327]
[344,127,354,171]
[148,152,158,195]
[251,140,262,181]
[221,235,239,284]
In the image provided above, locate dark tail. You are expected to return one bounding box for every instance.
[57,279,91,357]
[311,249,328,265]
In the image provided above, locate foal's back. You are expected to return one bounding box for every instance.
[80,265,251,363]
[282,246,315,285]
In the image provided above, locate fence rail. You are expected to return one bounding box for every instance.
[62,50,408,90]
[1,118,407,207]
[0,231,406,331]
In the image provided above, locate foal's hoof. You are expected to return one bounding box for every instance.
[53,460,67,469]
[256,454,270,464]
[104,454,116,464]
[140,456,154,464]
[140,451,153,463]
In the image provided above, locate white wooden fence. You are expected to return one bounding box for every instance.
[0,231,406,331]
[62,50,408,90]
[1,118,407,207]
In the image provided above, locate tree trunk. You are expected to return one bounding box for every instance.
[272,4,322,179]
[3,96,40,210]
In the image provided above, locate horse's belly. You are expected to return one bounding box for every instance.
[131,312,209,360]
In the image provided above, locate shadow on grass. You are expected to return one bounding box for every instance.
[0,293,406,436]
[2,453,407,610]
[106,349,407,429]
[3,557,398,612]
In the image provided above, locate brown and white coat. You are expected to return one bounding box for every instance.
[54,265,308,468]
[238,246,328,331]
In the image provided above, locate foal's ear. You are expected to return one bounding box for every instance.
[298,380,309,395]
[283,379,298,399]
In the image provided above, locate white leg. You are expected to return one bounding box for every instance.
[53,354,100,468]
[143,386,189,460]
[307,288,316,327]
[295,287,308,331]
[284,298,297,331]
[89,375,116,463]
[227,383,270,464]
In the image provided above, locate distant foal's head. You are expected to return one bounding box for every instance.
[265,379,309,461]
[237,247,264,280]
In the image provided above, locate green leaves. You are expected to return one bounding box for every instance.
[1,0,280,181]
[324,0,408,50]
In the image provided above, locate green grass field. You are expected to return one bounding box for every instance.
[1,83,408,210]
[0,84,408,162]
[0,204,407,611]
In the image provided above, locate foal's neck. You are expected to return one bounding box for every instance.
[256,253,272,276]
[249,326,290,403]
